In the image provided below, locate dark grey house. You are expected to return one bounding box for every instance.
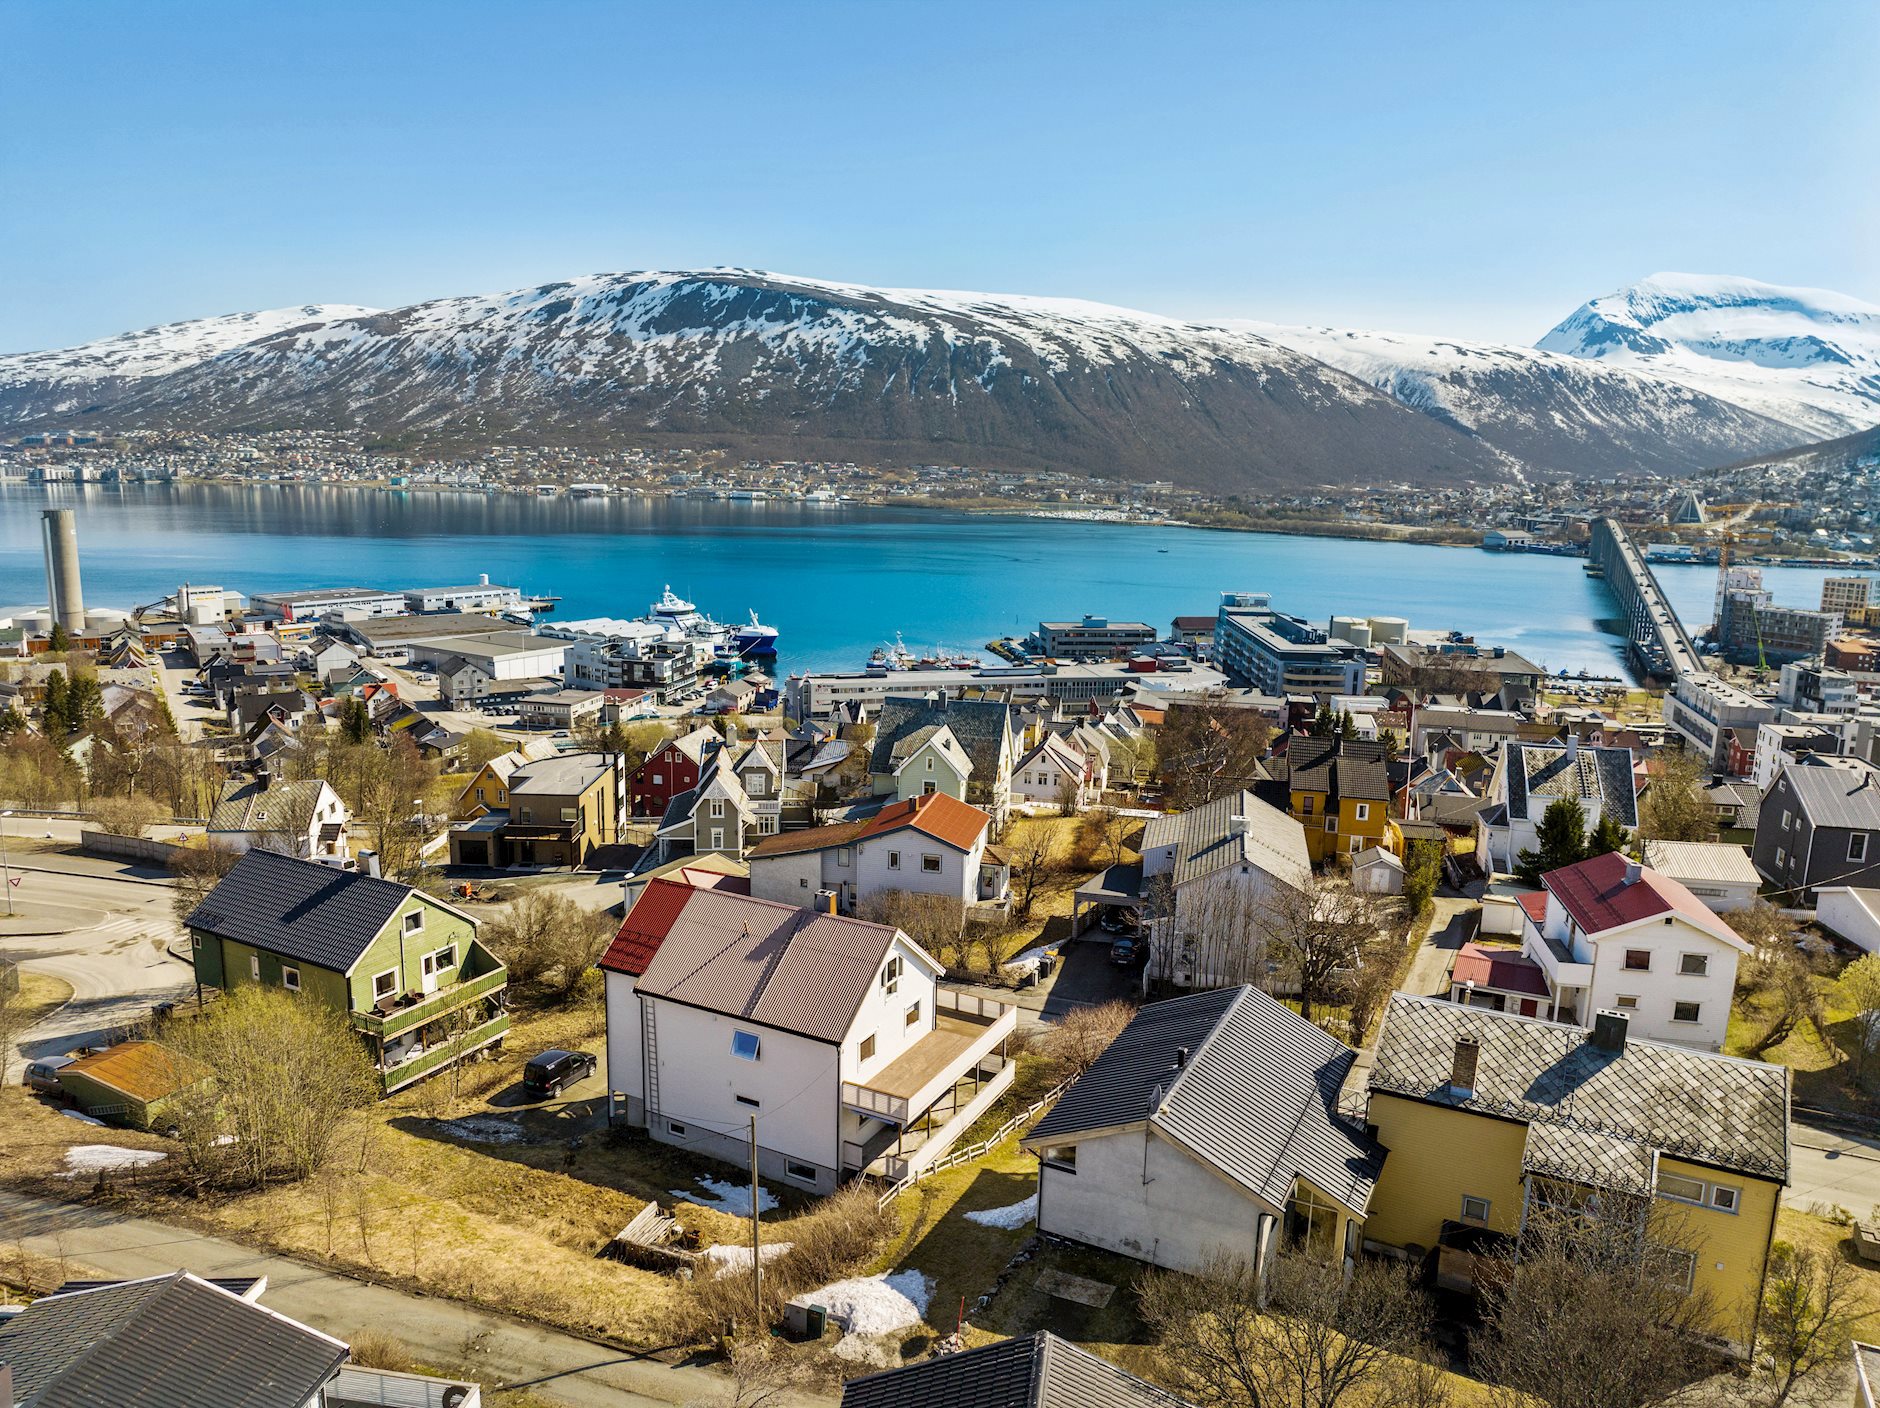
[1752,756,1880,902]
[840,1330,1191,1407]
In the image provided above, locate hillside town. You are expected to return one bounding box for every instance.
[10,504,1880,1407]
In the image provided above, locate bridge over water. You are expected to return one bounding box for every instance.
[1589,517,1703,682]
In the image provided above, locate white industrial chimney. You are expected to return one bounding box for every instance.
[41,509,85,634]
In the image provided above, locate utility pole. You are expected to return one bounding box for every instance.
[749,1114,763,1327]
[0,811,13,917]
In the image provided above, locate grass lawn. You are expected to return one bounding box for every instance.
[10,971,75,1028]
[980,813,1140,970]
[1727,967,1880,1119]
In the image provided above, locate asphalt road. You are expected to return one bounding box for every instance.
[1,845,196,1060]
[0,1189,831,1407]
[1786,1124,1880,1215]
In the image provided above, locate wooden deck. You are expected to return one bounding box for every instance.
[860,1014,985,1101]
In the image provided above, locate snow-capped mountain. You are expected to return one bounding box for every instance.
[1243,322,1803,479]
[0,271,1513,491]
[1537,273,1880,440]
[2,268,1871,488]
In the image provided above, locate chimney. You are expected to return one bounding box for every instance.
[1449,1036,1480,1097]
[1174,1046,1190,1069]
[1228,814,1249,838]
[1565,731,1579,761]
[361,849,381,878]
[1623,858,1642,885]
[1591,1009,1630,1053]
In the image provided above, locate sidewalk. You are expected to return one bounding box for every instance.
[0,1189,832,1408]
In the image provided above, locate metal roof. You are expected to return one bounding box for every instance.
[1776,756,1880,831]
[185,849,414,974]
[0,1271,347,1408]
[1029,986,1386,1215]
[1503,741,1639,829]
[1641,840,1763,887]
[839,1331,1192,1408]
[1369,994,1790,1182]
[1141,789,1310,892]
[508,753,612,797]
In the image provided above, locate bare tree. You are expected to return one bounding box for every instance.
[88,792,168,837]
[1340,929,1405,1047]
[1138,1250,1447,1408]
[169,840,242,925]
[1159,702,1272,810]
[1737,942,1827,1060]
[1471,1196,1721,1408]
[1639,746,1718,843]
[1840,953,1880,1084]
[1150,874,1276,993]
[1751,1239,1865,1408]
[859,889,967,968]
[1009,827,1061,920]
[481,890,613,1000]
[1260,876,1380,1024]
[1053,771,1081,817]
[1079,804,1130,867]
[1035,999,1135,1084]
[166,985,376,1188]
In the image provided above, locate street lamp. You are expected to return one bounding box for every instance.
[0,810,13,917]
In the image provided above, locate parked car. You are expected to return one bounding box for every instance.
[1098,905,1141,934]
[1109,935,1146,967]
[521,1048,598,1100]
[23,1055,74,1096]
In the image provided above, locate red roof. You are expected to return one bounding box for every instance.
[1451,941,1551,998]
[859,791,990,852]
[1517,891,1550,926]
[1541,850,1718,936]
[600,878,694,976]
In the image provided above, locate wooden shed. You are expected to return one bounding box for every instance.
[58,1041,208,1131]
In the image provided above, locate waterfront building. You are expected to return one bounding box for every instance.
[249,586,407,622]
[785,659,1226,719]
[1661,672,1777,772]
[1034,614,1157,659]
[1212,593,1365,698]
[1380,640,1545,694]
[1822,576,1877,616]
[402,579,523,614]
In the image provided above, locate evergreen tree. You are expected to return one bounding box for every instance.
[1338,709,1359,742]
[1311,700,1336,737]
[46,622,70,653]
[1587,813,1631,858]
[0,705,24,738]
[1515,796,1589,884]
[41,669,70,735]
[339,697,372,745]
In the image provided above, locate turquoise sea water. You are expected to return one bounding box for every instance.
[0,482,1841,678]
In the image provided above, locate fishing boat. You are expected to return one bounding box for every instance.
[732,609,780,658]
[648,586,732,654]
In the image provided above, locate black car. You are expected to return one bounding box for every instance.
[1098,906,1142,935]
[1109,935,1146,967]
[522,1049,598,1100]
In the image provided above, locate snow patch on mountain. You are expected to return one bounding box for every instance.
[1,304,381,383]
[1537,273,1880,438]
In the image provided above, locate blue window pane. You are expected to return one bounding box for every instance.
[732,1031,761,1061]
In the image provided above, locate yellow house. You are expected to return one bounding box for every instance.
[1286,735,1393,864]
[1363,994,1788,1353]
[452,741,555,820]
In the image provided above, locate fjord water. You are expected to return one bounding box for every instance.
[0,483,1839,678]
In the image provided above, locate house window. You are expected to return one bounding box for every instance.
[1672,1001,1702,1024]
[1652,1246,1698,1294]
[905,1001,921,1028]
[1658,1173,1706,1205]
[836,847,852,867]
[735,1095,760,1109]
[1782,812,1792,831]
[1709,1184,1741,1214]
[475,787,486,802]
[404,910,424,935]
[922,781,937,796]
[709,799,725,818]
[1853,834,1870,863]
[1324,816,1338,834]
[1679,953,1708,977]
[888,850,901,870]
[799,877,809,889]
[1776,847,1787,867]
[520,807,532,821]
[1354,803,1370,822]
[373,969,398,1000]
[281,964,301,992]
[786,1161,819,1183]
[668,1120,687,1136]
[859,1033,877,1063]
[882,955,902,994]
[710,828,724,849]
[560,807,577,823]
[1299,796,1314,815]
[1283,1185,1340,1260]
[1623,949,1651,971]
[249,954,261,980]
[921,854,941,873]
[926,757,934,771]
[1041,1143,1077,1172]
[1615,994,1639,1010]
[192,933,202,949]
[731,1030,762,1061]
[1460,1195,1491,1223]
[651,772,663,785]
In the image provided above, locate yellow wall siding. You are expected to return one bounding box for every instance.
[1292,789,1390,863]
[1362,1093,1529,1248]
[1654,1155,1780,1347]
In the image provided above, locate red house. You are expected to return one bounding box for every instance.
[628,725,719,817]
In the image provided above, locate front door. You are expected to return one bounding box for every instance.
[420,951,442,995]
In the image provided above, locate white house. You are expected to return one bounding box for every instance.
[745,792,1009,915]
[1020,985,1385,1277]
[1817,887,1880,954]
[1010,733,1100,811]
[1475,738,1638,877]
[599,880,1017,1193]
[1517,850,1749,1050]
[1641,840,1763,913]
[206,776,350,863]
[1128,789,1311,991]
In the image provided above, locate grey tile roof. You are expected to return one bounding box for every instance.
[1504,741,1638,829]
[1030,987,1386,1215]
[840,1331,1192,1408]
[870,695,1012,785]
[634,887,900,1044]
[1369,995,1789,1182]
[207,777,330,834]
[1286,735,1390,802]
[1141,789,1310,892]
[1779,757,1880,831]
[185,849,410,974]
[0,1271,347,1408]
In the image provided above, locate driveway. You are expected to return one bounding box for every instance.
[0,1189,831,1407]
[1401,896,1478,999]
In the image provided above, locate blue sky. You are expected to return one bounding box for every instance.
[3,0,1874,352]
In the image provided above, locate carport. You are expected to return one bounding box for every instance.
[1071,862,1143,939]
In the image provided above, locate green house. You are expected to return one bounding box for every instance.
[185,850,509,1095]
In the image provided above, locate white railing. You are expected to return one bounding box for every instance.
[874,1079,1070,1210]
[936,987,1012,1024]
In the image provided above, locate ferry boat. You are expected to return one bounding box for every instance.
[649,586,732,654]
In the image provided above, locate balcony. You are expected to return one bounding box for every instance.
[352,945,508,1041]
[323,1364,482,1407]
[1527,930,1593,990]
[841,988,1015,1127]
[380,1011,510,1094]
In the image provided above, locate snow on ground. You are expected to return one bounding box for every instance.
[964,1194,1037,1229]
[58,1110,106,1127]
[438,1115,528,1144]
[813,1269,935,1343]
[64,1145,166,1174]
[668,1175,780,1217]
[702,1240,793,1275]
